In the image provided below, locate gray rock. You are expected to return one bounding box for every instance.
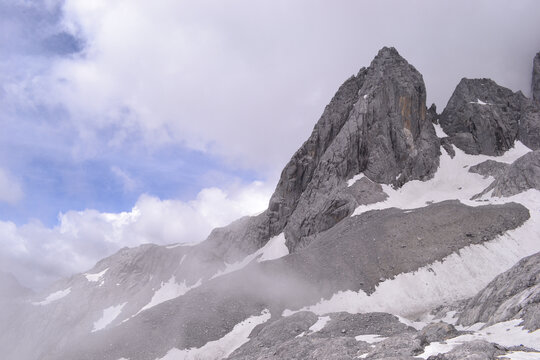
[364,332,424,358]
[266,72,365,242]
[416,322,459,345]
[231,336,366,360]
[428,103,438,124]
[198,212,270,264]
[533,52,540,103]
[474,150,540,198]
[426,340,506,360]
[518,100,540,150]
[440,78,525,155]
[440,137,456,158]
[316,312,414,339]
[468,160,509,179]
[457,251,540,331]
[228,311,415,360]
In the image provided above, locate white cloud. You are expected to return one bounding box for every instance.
[0,181,273,289]
[30,0,540,175]
[0,168,23,204]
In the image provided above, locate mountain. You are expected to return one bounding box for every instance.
[2,47,540,360]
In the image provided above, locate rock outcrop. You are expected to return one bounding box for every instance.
[533,52,540,103]
[518,100,540,150]
[474,150,540,198]
[227,312,415,360]
[468,159,509,179]
[457,251,540,331]
[440,78,525,155]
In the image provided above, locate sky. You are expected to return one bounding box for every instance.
[1,0,540,290]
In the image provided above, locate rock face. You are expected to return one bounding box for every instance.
[475,150,540,198]
[533,52,540,103]
[457,251,540,331]
[518,100,540,150]
[268,47,440,250]
[440,78,525,155]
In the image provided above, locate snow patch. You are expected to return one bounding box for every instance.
[211,233,289,279]
[92,302,127,332]
[347,173,365,187]
[258,233,288,262]
[419,319,540,358]
[309,315,331,332]
[355,334,388,343]
[433,124,448,138]
[32,287,71,305]
[166,242,195,249]
[352,142,531,217]
[157,309,271,360]
[138,277,201,313]
[85,268,109,282]
[469,99,490,105]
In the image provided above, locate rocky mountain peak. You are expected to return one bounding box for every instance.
[440,77,526,155]
[265,47,440,251]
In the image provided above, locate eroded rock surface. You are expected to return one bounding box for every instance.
[475,150,540,198]
[457,251,540,331]
[468,159,509,179]
[440,78,525,156]
[518,100,540,150]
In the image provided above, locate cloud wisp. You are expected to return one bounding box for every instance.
[0,168,23,205]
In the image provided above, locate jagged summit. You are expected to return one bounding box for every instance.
[267,46,440,250]
[440,72,540,154]
[440,78,525,155]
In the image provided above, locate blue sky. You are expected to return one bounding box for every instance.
[1,0,540,289]
[0,0,265,228]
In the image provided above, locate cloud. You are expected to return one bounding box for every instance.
[0,168,23,204]
[111,166,138,192]
[0,180,273,289]
[30,0,540,175]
